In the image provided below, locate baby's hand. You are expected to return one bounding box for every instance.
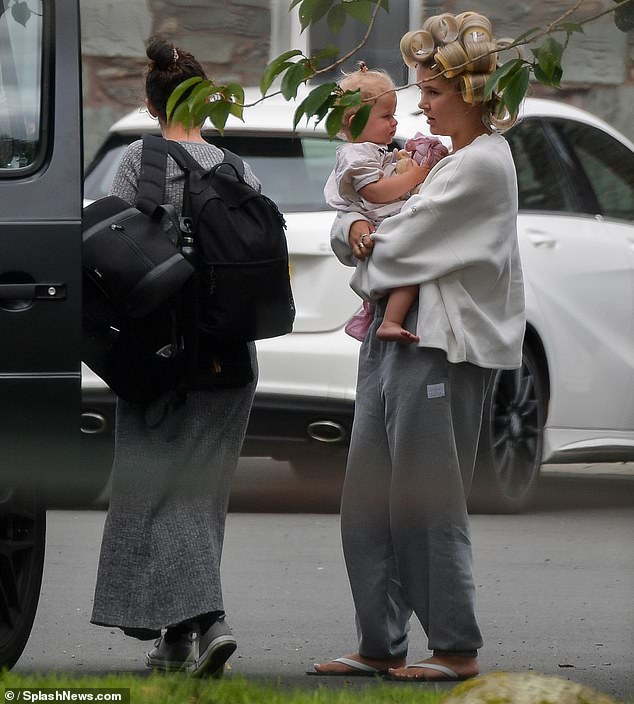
[408,162,431,184]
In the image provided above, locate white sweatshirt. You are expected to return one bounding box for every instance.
[331,132,526,370]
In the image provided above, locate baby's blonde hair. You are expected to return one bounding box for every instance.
[337,62,396,138]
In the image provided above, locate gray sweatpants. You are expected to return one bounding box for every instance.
[341,303,491,659]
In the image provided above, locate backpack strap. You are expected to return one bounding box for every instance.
[166,140,247,183]
[165,140,202,173]
[220,148,246,180]
[136,134,169,216]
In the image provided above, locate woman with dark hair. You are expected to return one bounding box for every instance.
[90,37,259,678]
[312,12,525,682]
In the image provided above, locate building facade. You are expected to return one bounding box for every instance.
[81,0,634,161]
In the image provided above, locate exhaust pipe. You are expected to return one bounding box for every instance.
[307,420,347,444]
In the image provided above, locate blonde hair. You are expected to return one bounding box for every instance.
[337,63,396,137]
[400,12,515,129]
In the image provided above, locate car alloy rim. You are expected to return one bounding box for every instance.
[0,489,40,643]
[489,360,543,499]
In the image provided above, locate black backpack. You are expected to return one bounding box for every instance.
[82,136,294,407]
[82,138,194,405]
[160,136,295,343]
[82,143,195,320]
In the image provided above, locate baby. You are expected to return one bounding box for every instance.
[324,64,447,343]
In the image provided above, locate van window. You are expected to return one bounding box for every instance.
[0,1,44,172]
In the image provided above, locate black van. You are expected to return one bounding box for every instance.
[0,0,111,668]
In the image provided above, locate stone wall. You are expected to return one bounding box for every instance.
[81,0,633,163]
[81,0,272,160]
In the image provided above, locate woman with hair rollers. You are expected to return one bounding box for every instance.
[311,12,525,681]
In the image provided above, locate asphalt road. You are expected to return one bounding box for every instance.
[13,461,634,699]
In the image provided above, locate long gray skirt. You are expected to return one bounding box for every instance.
[91,347,257,634]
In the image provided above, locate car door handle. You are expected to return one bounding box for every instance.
[0,283,66,300]
[527,232,558,249]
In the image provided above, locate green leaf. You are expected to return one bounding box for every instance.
[314,97,335,123]
[298,0,330,31]
[338,89,363,107]
[302,0,335,26]
[223,82,245,105]
[185,79,214,109]
[166,76,203,122]
[281,60,311,100]
[303,82,337,115]
[325,105,345,138]
[533,62,562,88]
[349,103,371,139]
[501,65,530,117]
[344,0,372,24]
[532,37,564,85]
[327,4,347,33]
[171,101,194,130]
[290,0,303,9]
[260,50,303,95]
[207,100,232,134]
[192,102,212,127]
[313,44,340,62]
[293,102,308,130]
[484,59,523,99]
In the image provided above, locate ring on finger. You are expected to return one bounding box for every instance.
[360,233,371,245]
[358,241,365,249]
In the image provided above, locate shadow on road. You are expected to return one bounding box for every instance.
[230,459,634,514]
[531,470,634,512]
[229,460,343,513]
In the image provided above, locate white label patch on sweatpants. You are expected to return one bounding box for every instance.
[426,383,446,399]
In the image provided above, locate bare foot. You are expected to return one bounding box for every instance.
[312,653,406,675]
[388,654,479,681]
[376,321,420,344]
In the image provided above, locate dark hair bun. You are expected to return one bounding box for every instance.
[146,36,175,71]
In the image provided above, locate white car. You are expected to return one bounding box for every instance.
[83,87,634,512]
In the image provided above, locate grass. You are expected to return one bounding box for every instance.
[2,671,630,703]
[0,671,445,704]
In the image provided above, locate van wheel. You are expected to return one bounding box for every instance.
[0,487,45,669]
[469,347,545,514]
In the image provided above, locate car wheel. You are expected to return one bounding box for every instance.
[469,346,545,514]
[0,486,46,669]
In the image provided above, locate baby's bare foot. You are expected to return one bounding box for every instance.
[376,321,420,344]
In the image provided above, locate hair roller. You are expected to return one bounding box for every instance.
[459,73,488,104]
[456,12,493,43]
[423,13,459,45]
[434,41,468,78]
[400,30,435,67]
[464,41,498,74]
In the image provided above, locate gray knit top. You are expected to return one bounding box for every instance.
[109,139,260,207]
